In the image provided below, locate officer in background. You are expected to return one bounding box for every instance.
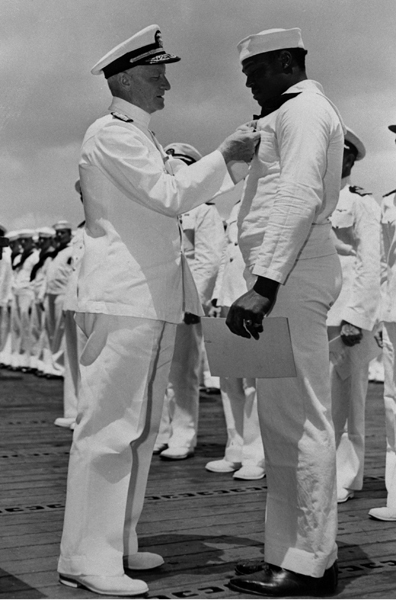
[369,123,396,521]
[327,128,381,504]
[43,221,73,378]
[206,200,265,480]
[155,142,225,460]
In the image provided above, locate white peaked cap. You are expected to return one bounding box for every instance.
[37,226,55,238]
[18,229,35,238]
[345,127,366,161]
[237,28,305,64]
[164,143,202,164]
[91,24,180,77]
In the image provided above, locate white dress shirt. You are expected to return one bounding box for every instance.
[238,80,345,284]
[76,97,233,323]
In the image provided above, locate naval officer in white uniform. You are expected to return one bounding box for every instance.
[57,24,259,597]
[327,128,381,504]
[227,28,345,597]
[369,122,396,521]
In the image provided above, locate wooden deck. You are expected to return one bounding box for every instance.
[0,370,395,599]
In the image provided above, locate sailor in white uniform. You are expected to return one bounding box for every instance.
[43,221,73,377]
[29,227,55,373]
[227,28,344,598]
[0,225,12,366]
[10,230,39,370]
[57,24,259,597]
[327,128,381,504]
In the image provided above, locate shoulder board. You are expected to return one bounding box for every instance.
[383,188,396,198]
[111,112,134,123]
[349,185,372,197]
[205,201,214,205]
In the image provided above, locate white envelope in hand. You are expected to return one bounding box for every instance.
[201,317,296,379]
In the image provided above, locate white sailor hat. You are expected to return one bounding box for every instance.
[388,124,396,134]
[164,143,202,164]
[18,229,35,239]
[91,24,180,78]
[237,28,305,65]
[53,220,72,231]
[344,127,366,161]
[7,230,20,242]
[37,226,55,238]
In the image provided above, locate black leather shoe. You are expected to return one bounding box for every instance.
[229,561,338,597]
[235,558,265,575]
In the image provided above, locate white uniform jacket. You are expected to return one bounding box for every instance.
[76,98,233,323]
[213,201,248,307]
[0,248,12,308]
[327,178,381,330]
[46,245,73,296]
[12,250,39,295]
[32,254,54,304]
[63,228,85,312]
[238,80,345,283]
[180,203,224,310]
[381,190,396,323]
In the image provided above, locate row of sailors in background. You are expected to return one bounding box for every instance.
[0,221,77,378]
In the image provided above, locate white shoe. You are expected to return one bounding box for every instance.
[125,551,164,570]
[54,417,76,429]
[59,573,148,596]
[337,488,355,503]
[233,465,265,480]
[160,447,194,460]
[368,507,396,521]
[153,443,168,455]
[205,459,241,473]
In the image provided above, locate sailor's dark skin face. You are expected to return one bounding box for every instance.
[243,53,291,106]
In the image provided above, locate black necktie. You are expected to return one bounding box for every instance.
[253,92,301,119]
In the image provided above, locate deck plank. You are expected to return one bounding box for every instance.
[0,371,396,598]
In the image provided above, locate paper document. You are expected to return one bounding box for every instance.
[201,317,296,379]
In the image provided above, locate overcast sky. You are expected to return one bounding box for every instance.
[1,0,396,230]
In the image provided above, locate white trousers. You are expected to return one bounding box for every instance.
[44,293,65,375]
[219,377,264,467]
[381,322,396,509]
[29,302,47,370]
[329,330,372,492]
[251,252,341,578]
[0,305,11,362]
[10,291,34,368]
[62,310,86,420]
[157,321,202,450]
[58,313,176,577]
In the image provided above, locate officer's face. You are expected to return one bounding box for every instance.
[242,54,287,106]
[125,64,171,114]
